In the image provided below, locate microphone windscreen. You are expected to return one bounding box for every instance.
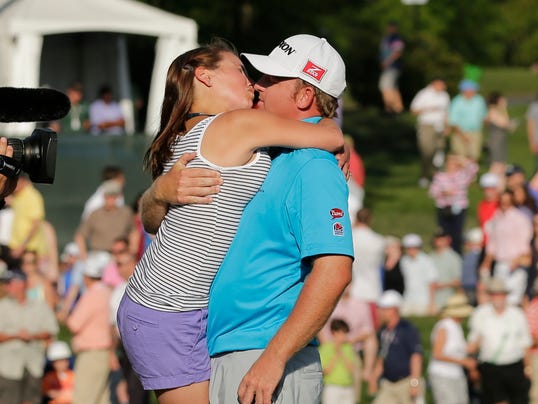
[0,87,71,123]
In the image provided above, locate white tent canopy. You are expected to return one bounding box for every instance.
[0,0,197,135]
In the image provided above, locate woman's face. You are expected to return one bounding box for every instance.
[513,187,525,204]
[211,52,254,111]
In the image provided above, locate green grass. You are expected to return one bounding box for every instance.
[481,67,538,98]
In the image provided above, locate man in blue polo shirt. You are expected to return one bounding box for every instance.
[207,35,354,404]
[370,290,424,404]
[448,79,487,161]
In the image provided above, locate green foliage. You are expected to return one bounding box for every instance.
[137,0,538,107]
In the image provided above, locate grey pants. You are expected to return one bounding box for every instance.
[210,346,322,404]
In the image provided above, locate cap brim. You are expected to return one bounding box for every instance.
[241,53,297,79]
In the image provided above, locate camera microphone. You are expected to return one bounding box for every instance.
[0,87,70,123]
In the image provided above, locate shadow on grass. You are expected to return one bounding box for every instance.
[344,106,418,184]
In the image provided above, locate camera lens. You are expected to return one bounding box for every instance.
[7,128,57,183]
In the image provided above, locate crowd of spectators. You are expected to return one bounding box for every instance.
[315,81,538,403]
[0,165,152,404]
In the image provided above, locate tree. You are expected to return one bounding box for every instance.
[137,0,535,107]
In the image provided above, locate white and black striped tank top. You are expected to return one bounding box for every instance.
[126,115,271,311]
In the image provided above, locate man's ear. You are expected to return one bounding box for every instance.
[295,85,316,109]
[194,66,212,87]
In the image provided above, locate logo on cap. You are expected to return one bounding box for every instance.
[278,40,296,56]
[302,60,326,82]
[330,208,344,219]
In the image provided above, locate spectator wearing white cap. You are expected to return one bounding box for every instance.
[400,233,438,316]
[42,340,75,404]
[66,251,112,404]
[468,277,531,403]
[369,290,424,404]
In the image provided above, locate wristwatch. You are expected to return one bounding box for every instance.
[409,378,420,387]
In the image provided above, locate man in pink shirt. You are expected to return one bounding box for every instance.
[67,252,112,404]
[480,190,532,289]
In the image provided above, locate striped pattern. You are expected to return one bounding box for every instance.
[126,116,271,311]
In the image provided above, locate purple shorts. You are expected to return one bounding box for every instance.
[117,293,210,390]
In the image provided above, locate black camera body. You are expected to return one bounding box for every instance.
[1,129,57,183]
[0,87,70,184]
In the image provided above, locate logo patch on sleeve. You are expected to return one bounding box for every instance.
[333,222,344,236]
[330,208,344,219]
[302,60,326,82]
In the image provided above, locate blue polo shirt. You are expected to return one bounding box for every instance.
[207,118,354,355]
[379,319,423,382]
[448,94,487,131]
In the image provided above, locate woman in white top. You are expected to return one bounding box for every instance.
[428,293,476,404]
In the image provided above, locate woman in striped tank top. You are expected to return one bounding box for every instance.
[117,39,344,403]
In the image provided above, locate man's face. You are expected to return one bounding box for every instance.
[254,75,300,119]
[506,173,525,190]
[462,89,476,99]
[433,236,450,249]
[432,80,446,92]
[5,279,25,297]
[405,246,420,258]
[490,292,507,310]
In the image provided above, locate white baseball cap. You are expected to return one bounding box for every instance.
[47,340,72,361]
[377,290,403,308]
[479,172,499,188]
[242,34,346,98]
[60,242,80,262]
[465,227,483,244]
[83,251,111,278]
[402,233,422,248]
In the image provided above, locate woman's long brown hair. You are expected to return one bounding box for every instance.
[143,40,236,179]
